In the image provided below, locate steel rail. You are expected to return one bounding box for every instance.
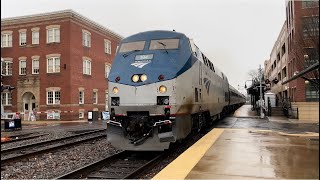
[1,129,105,153]
[55,151,164,179]
[1,134,106,164]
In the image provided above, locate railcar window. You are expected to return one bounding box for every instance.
[149,39,179,50]
[119,41,146,53]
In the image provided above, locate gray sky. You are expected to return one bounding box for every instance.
[1,0,286,94]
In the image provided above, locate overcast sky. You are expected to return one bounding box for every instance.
[1,0,286,94]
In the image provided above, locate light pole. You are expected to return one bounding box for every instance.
[259,64,264,119]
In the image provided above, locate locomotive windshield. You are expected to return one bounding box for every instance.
[119,41,146,53]
[149,39,179,50]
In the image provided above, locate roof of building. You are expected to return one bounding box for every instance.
[1,9,123,40]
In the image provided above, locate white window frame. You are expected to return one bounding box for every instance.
[32,31,39,45]
[32,58,40,74]
[46,90,61,105]
[47,28,60,43]
[93,91,98,104]
[19,32,27,46]
[2,61,13,76]
[2,92,12,106]
[47,57,60,73]
[116,45,119,53]
[79,112,84,118]
[82,31,91,47]
[83,59,91,75]
[19,60,27,75]
[1,33,12,48]
[104,39,112,54]
[105,64,111,79]
[79,91,84,104]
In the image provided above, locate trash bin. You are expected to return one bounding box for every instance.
[4,113,22,131]
[88,111,99,121]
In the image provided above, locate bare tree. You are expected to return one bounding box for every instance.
[247,68,264,85]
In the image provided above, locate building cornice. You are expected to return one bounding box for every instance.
[270,21,288,57]
[1,9,123,40]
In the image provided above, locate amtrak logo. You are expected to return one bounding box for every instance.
[131,60,151,68]
[203,78,211,95]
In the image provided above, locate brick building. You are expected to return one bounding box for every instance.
[264,21,289,102]
[285,0,319,102]
[1,10,122,120]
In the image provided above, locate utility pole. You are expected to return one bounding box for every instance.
[259,64,264,118]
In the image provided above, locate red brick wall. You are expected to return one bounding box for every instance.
[1,15,121,120]
[287,1,319,102]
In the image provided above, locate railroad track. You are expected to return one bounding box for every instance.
[1,133,49,144]
[1,129,106,164]
[56,125,214,179]
[56,151,164,179]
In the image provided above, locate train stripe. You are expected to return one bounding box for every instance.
[152,128,225,179]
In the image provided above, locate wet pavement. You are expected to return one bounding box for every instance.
[154,105,319,179]
[215,117,319,134]
[186,129,319,179]
[217,105,319,134]
[154,128,319,179]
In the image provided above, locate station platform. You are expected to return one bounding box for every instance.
[153,105,319,179]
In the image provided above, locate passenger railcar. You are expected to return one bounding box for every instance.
[107,30,245,151]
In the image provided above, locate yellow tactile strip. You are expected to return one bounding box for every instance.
[152,128,224,180]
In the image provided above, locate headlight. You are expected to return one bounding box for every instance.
[132,75,139,82]
[157,96,169,105]
[111,97,120,106]
[159,85,167,94]
[140,74,147,82]
[112,87,119,94]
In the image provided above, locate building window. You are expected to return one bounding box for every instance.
[2,61,12,76]
[105,64,111,79]
[104,40,112,54]
[32,59,40,74]
[1,33,12,47]
[93,91,98,104]
[47,57,60,73]
[47,28,60,43]
[79,112,84,118]
[82,31,91,47]
[302,0,319,8]
[32,31,39,44]
[19,32,27,46]
[1,92,12,106]
[281,43,286,56]
[83,59,91,75]
[302,16,319,39]
[304,48,319,68]
[305,80,319,102]
[19,60,27,75]
[282,67,287,78]
[79,91,84,104]
[47,90,60,105]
